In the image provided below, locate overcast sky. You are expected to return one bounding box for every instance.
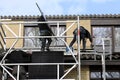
[0,0,120,16]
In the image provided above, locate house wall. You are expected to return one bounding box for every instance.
[1,15,120,80]
[65,65,90,80]
[2,21,24,48]
[81,66,90,80]
[0,24,3,49]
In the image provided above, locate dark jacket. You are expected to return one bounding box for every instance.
[38,15,53,36]
[73,26,86,35]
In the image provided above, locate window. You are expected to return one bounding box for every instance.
[114,27,120,52]
[92,26,112,52]
[106,72,120,78]
[90,66,120,80]
[50,25,66,46]
[24,25,66,47]
[92,27,112,45]
[92,26,120,52]
[24,26,40,47]
[91,71,120,80]
[91,72,101,78]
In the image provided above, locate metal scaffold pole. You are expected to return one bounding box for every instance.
[77,16,81,80]
[102,38,106,80]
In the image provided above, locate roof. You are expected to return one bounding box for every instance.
[1,14,120,20]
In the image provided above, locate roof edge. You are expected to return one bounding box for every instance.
[1,14,120,20]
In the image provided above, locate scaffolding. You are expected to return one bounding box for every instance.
[0,17,112,80]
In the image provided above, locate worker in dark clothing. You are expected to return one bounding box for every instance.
[6,50,32,79]
[69,26,92,51]
[38,15,53,51]
[36,2,55,51]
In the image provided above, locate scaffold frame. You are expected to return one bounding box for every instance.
[0,18,81,80]
[0,17,112,80]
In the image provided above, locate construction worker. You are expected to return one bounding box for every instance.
[6,50,32,79]
[69,26,92,51]
[38,15,53,51]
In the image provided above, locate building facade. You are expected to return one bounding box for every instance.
[0,14,120,80]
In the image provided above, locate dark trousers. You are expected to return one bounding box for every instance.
[80,34,86,51]
[69,34,76,47]
[40,30,52,51]
[69,34,86,51]
[41,38,52,51]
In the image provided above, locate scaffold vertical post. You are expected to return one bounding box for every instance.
[17,65,20,80]
[102,38,106,80]
[77,16,81,80]
[57,22,60,36]
[57,64,60,80]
